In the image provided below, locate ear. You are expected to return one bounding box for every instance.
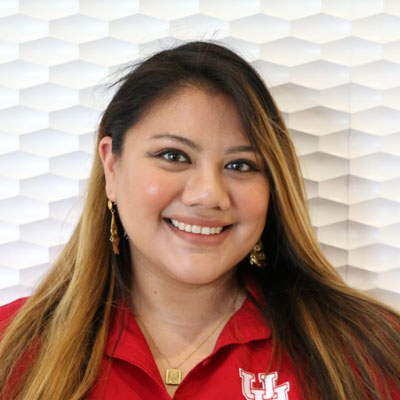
[99,136,119,202]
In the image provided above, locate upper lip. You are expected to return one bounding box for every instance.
[165,216,234,228]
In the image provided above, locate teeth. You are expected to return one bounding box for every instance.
[192,225,201,234]
[169,219,225,235]
[201,227,210,235]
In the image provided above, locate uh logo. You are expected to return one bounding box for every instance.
[239,369,290,400]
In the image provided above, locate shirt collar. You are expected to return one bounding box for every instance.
[214,294,270,350]
[105,302,162,381]
[105,290,270,364]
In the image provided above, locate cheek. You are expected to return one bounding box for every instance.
[237,183,270,228]
[120,169,178,213]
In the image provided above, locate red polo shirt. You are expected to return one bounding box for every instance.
[89,296,299,399]
[3,297,398,399]
[0,296,300,399]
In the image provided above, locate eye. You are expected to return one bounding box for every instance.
[226,160,258,172]
[151,149,190,164]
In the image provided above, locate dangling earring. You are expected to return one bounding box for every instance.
[107,199,120,255]
[249,239,266,268]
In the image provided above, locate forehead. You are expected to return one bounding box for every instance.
[124,87,251,146]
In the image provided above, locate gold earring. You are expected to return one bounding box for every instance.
[249,239,265,268]
[107,199,120,255]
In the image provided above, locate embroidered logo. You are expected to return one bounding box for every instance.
[239,369,290,400]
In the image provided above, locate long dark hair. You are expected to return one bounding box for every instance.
[1,41,399,400]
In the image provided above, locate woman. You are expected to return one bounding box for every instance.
[0,41,399,400]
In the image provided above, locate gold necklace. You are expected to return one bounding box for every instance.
[137,290,240,386]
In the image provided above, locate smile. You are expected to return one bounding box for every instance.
[168,218,227,235]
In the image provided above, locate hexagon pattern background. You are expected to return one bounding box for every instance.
[0,0,399,308]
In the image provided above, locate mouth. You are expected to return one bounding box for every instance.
[164,218,233,235]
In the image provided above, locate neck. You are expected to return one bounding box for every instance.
[131,267,240,329]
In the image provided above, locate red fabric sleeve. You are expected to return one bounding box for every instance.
[0,297,28,336]
[0,298,30,399]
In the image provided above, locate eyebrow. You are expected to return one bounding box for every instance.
[150,133,256,154]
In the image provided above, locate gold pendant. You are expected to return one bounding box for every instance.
[165,369,182,385]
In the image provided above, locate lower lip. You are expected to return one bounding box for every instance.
[164,219,232,246]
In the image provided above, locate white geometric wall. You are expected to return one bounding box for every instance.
[0,0,399,308]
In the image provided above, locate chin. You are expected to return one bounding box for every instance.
[168,264,234,286]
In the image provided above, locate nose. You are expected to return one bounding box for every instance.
[181,164,231,211]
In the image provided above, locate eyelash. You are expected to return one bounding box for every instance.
[150,149,259,173]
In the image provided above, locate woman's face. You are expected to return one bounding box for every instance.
[100,87,270,286]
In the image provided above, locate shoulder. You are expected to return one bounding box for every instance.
[0,297,29,335]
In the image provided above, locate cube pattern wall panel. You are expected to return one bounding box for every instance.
[0,0,399,308]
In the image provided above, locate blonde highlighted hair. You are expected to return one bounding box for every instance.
[1,41,399,399]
